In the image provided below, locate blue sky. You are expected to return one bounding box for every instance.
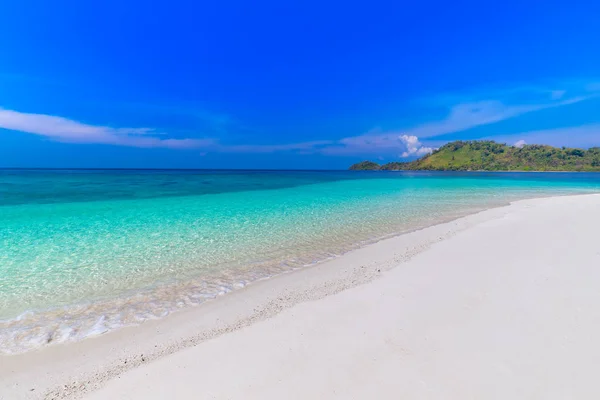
[1,0,599,169]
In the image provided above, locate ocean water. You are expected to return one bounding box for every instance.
[1,169,599,353]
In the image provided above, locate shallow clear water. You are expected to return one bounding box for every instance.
[1,169,599,353]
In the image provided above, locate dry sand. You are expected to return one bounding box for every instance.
[2,194,600,399]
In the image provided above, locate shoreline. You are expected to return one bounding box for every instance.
[2,188,592,356]
[2,193,600,399]
[0,190,512,355]
[0,198,492,356]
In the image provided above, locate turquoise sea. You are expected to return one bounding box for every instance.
[1,169,600,353]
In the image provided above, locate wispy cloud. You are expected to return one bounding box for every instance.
[314,100,586,156]
[320,130,434,157]
[210,81,599,157]
[316,81,599,156]
[0,108,214,149]
[219,140,334,153]
[405,97,586,139]
[550,90,566,100]
[3,80,599,156]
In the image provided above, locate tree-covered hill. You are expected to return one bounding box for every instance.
[349,141,600,172]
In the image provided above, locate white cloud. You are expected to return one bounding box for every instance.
[0,107,331,153]
[513,139,527,148]
[0,108,214,149]
[316,131,437,158]
[399,135,435,158]
[0,107,340,154]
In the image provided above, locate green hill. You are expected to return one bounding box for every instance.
[347,160,382,170]
[349,141,600,172]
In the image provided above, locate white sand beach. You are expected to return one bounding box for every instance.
[2,193,600,399]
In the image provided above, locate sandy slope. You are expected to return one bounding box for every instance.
[2,194,600,399]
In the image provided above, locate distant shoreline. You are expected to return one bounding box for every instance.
[2,167,599,173]
[352,169,600,173]
[349,140,600,172]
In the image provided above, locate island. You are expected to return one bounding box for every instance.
[349,140,600,172]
